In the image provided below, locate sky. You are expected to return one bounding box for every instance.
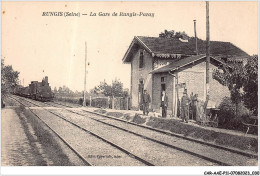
[2,1,258,92]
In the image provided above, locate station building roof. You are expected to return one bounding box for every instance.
[150,55,227,74]
[122,36,249,63]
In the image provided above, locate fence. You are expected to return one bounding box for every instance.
[54,95,82,104]
[55,95,130,110]
[91,96,130,110]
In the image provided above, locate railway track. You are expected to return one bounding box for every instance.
[46,101,258,166]
[10,96,92,166]
[11,96,152,166]
[12,95,258,166]
[50,101,258,159]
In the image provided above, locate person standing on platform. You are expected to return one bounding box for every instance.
[193,94,199,121]
[142,90,151,116]
[161,91,168,118]
[181,89,191,123]
[190,92,194,120]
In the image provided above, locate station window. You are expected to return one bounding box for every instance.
[139,50,144,68]
[161,77,165,82]
[139,79,144,93]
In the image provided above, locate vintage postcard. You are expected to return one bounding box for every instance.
[1,1,258,175]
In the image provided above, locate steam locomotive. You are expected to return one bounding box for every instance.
[14,76,54,101]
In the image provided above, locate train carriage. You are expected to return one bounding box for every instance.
[21,86,30,98]
[14,85,23,96]
[14,76,54,102]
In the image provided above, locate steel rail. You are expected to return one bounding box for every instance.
[51,101,258,159]
[11,96,154,166]
[10,96,92,166]
[14,96,257,165]
[42,102,235,165]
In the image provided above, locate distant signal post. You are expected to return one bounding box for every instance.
[83,42,87,107]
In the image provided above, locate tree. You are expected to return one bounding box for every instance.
[159,30,190,40]
[94,79,125,97]
[95,80,111,96]
[111,79,123,97]
[242,55,258,114]
[159,30,175,38]
[122,88,129,97]
[54,87,57,93]
[213,55,258,115]
[62,85,72,94]
[58,87,63,93]
[1,59,20,96]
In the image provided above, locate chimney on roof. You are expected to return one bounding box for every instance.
[193,20,198,55]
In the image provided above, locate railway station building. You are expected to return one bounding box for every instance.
[122,36,249,116]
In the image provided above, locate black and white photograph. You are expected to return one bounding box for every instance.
[1,1,258,175]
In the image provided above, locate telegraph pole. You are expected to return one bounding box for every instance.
[193,20,198,55]
[206,1,210,98]
[83,42,87,107]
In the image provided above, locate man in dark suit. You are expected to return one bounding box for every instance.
[142,90,151,115]
[161,90,168,118]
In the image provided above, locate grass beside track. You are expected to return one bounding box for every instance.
[145,117,258,153]
[15,104,77,166]
[93,108,258,153]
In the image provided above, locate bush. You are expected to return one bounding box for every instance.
[131,114,146,124]
[123,113,132,121]
[91,98,108,108]
[78,98,83,105]
[131,106,139,111]
[78,98,90,106]
[218,97,251,132]
[54,96,91,106]
[106,112,124,118]
[94,109,107,114]
[65,98,78,104]
[145,116,258,152]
